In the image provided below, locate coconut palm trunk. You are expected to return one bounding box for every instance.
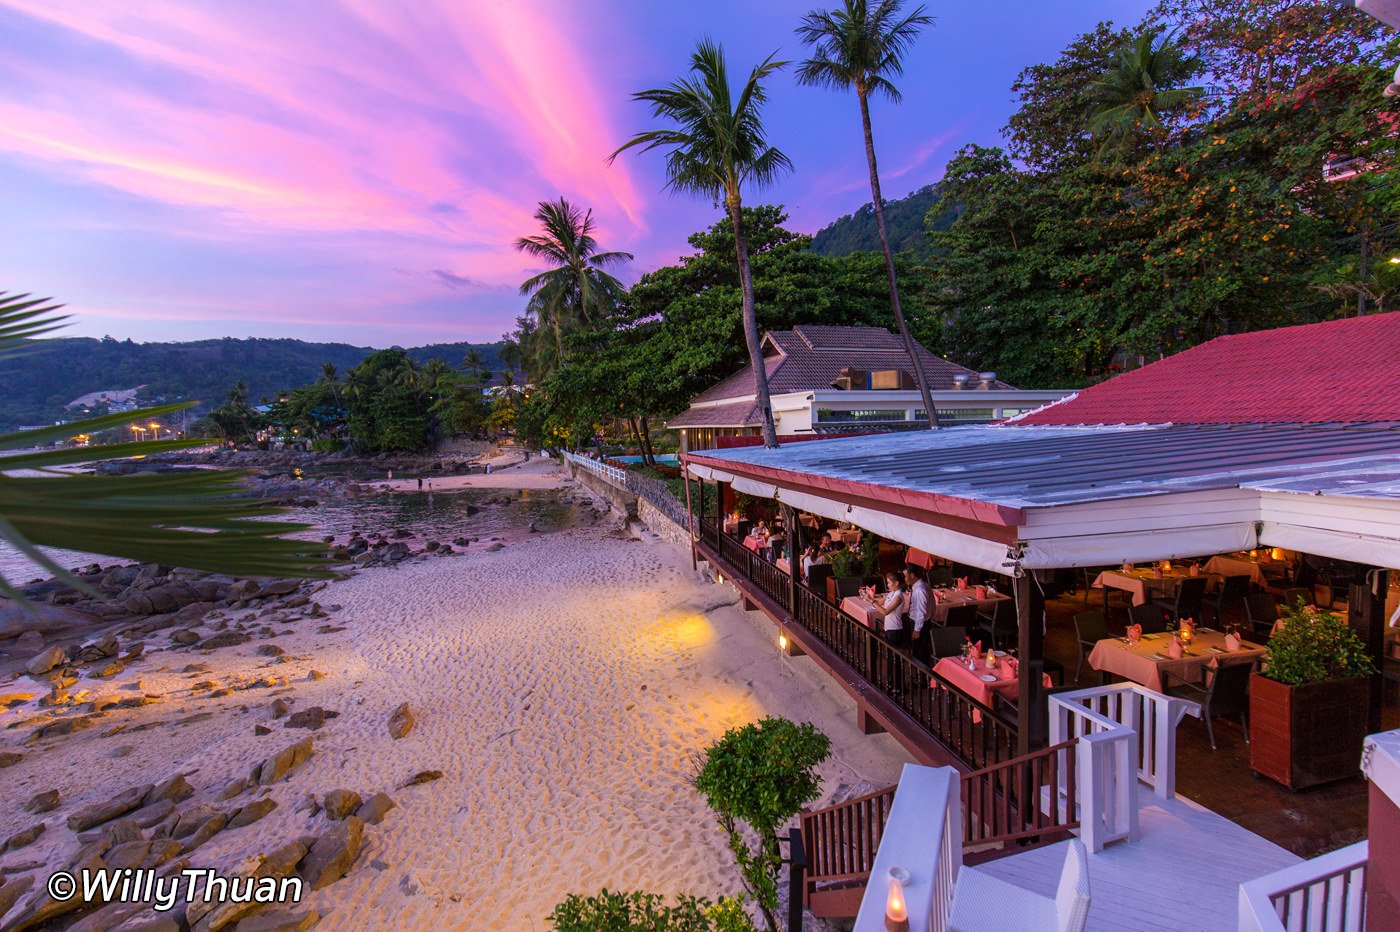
[857,88,938,427]
[727,192,781,447]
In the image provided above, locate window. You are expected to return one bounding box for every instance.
[921,408,996,422]
[816,408,912,423]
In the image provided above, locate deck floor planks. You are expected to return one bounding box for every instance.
[969,793,1302,931]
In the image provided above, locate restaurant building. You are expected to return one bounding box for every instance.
[666,324,1069,452]
[680,312,1400,929]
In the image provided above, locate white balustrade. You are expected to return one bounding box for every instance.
[561,450,627,485]
[1051,682,1200,799]
[853,764,962,932]
[1238,841,1368,932]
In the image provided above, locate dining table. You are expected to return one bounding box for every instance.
[1090,568,1195,606]
[1087,628,1267,692]
[1203,554,1276,588]
[743,534,764,553]
[723,518,741,535]
[932,655,1052,722]
[842,587,1010,628]
[775,557,790,575]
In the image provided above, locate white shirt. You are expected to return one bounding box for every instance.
[881,589,906,632]
[908,579,932,632]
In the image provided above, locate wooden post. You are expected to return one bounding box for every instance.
[715,480,725,548]
[1015,571,1047,757]
[685,470,697,572]
[783,504,800,615]
[1355,569,1389,733]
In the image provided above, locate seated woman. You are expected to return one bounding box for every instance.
[801,544,827,582]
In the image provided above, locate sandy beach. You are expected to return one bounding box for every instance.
[0,469,911,930]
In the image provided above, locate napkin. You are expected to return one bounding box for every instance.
[1180,618,1196,638]
[999,661,1016,680]
[974,585,988,599]
[1121,562,1133,573]
[1168,638,1184,660]
[956,576,969,591]
[1189,563,1201,577]
[970,640,983,660]
[1224,633,1241,651]
[1127,623,1142,643]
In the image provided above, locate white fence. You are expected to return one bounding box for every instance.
[561,450,627,484]
[853,764,962,932]
[1048,684,1200,852]
[1238,841,1368,932]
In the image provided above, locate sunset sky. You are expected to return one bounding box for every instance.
[0,0,1153,346]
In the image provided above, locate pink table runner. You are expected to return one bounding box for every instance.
[1087,629,1266,692]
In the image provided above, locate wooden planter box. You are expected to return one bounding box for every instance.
[1250,673,1369,790]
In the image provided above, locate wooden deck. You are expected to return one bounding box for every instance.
[969,792,1301,931]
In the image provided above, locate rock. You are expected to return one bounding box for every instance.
[484,542,505,553]
[260,579,301,597]
[0,602,101,640]
[249,737,314,785]
[321,790,361,821]
[128,799,176,829]
[216,777,250,801]
[68,784,153,831]
[299,816,363,891]
[227,579,261,602]
[0,751,23,768]
[226,798,277,830]
[198,631,251,650]
[254,724,271,736]
[25,645,67,676]
[145,775,194,806]
[105,839,182,871]
[256,644,285,657]
[307,670,325,681]
[231,908,321,932]
[188,839,309,932]
[154,804,220,840]
[268,698,290,719]
[0,875,34,923]
[10,849,104,927]
[179,813,228,855]
[285,707,335,730]
[355,792,396,826]
[387,702,415,740]
[24,789,59,813]
[170,629,201,645]
[2,823,44,853]
[399,770,443,788]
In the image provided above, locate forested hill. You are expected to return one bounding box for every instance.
[0,336,505,431]
[809,184,957,259]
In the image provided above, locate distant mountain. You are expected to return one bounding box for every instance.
[809,184,957,259]
[0,336,506,431]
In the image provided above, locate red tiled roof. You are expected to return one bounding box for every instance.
[1012,312,1400,426]
[689,325,1012,405]
[666,399,762,428]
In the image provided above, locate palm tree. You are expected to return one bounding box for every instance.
[613,39,791,448]
[1086,28,1203,161]
[319,361,341,406]
[0,291,329,595]
[514,198,633,374]
[462,348,489,394]
[796,0,939,428]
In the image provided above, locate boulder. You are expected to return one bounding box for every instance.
[298,816,363,891]
[2,822,44,853]
[387,702,415,740]
[0,751,23,768]
[285,707,335,730]
[198,632,251,651]
[321,790,361,821]
[145,775,194,806]
[0,602,100,640]
[67,785,153,831]
[226,798,277,830]
[24,789,59,814]
[231,908,320,932]
[25,645,67,676]
[355,792,396,826]
[226,579,261,602]
[104,839,182,871]
[0,875,35,924]
[249,737,314,785]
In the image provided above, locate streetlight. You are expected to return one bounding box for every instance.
[149,421,162,440]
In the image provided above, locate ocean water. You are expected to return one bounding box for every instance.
[0,486,582,585]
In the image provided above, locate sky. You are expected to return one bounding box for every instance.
[0,0,1156,347]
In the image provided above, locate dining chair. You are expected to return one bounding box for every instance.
[1128,602,1167,634]
[974,599,1018,650]
[930,566,955,586]
[1073,610,1109,683]
[1153,576,1208,625]
[1282,587,1311,610]
[930,626,968,659]
[1243,593,1280,641]
[806,564,834,596]
[1162,659,1256,750]
[1210,575,1251,628]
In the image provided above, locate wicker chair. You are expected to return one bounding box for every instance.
[1163,659,1256,750]
[1243,593,1280,641]
[1073,610,1109,683]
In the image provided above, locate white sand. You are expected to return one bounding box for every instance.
[0,480,911,930]
[376,453,568,493]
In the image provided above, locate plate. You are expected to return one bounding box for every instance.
[992,650,1007,657]
[978,674,997,682]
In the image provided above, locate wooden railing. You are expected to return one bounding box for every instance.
[961,739,1079,863]
[801,785,897,908]
[699,519,1022,772]
[1239,841,1368,932]
[1050,683,1200,799]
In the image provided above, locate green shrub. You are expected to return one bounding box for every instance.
[548,889,753,931]
[1264,603,1377,686]
[310,436,344,453]
[694,718,831,932]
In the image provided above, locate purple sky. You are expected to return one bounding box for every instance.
[0,0,1155,347]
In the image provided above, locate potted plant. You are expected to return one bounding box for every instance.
[826,547,865,602]
[1250,603,1376,790]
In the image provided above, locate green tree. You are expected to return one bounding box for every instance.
[1086,27,1203,161]
[514,198,633,379]
[796,0,940,426]
[343,349,430,453]
[0,292,329,591]
[208,380,262,445]
[693,717,831,932]
[613,40,792,448]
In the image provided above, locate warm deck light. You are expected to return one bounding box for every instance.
[885,876,909,930]
[779,633,788,651]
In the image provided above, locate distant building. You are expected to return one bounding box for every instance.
[667,325,1069,452]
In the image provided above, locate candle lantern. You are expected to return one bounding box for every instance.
[885,876,909,931]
